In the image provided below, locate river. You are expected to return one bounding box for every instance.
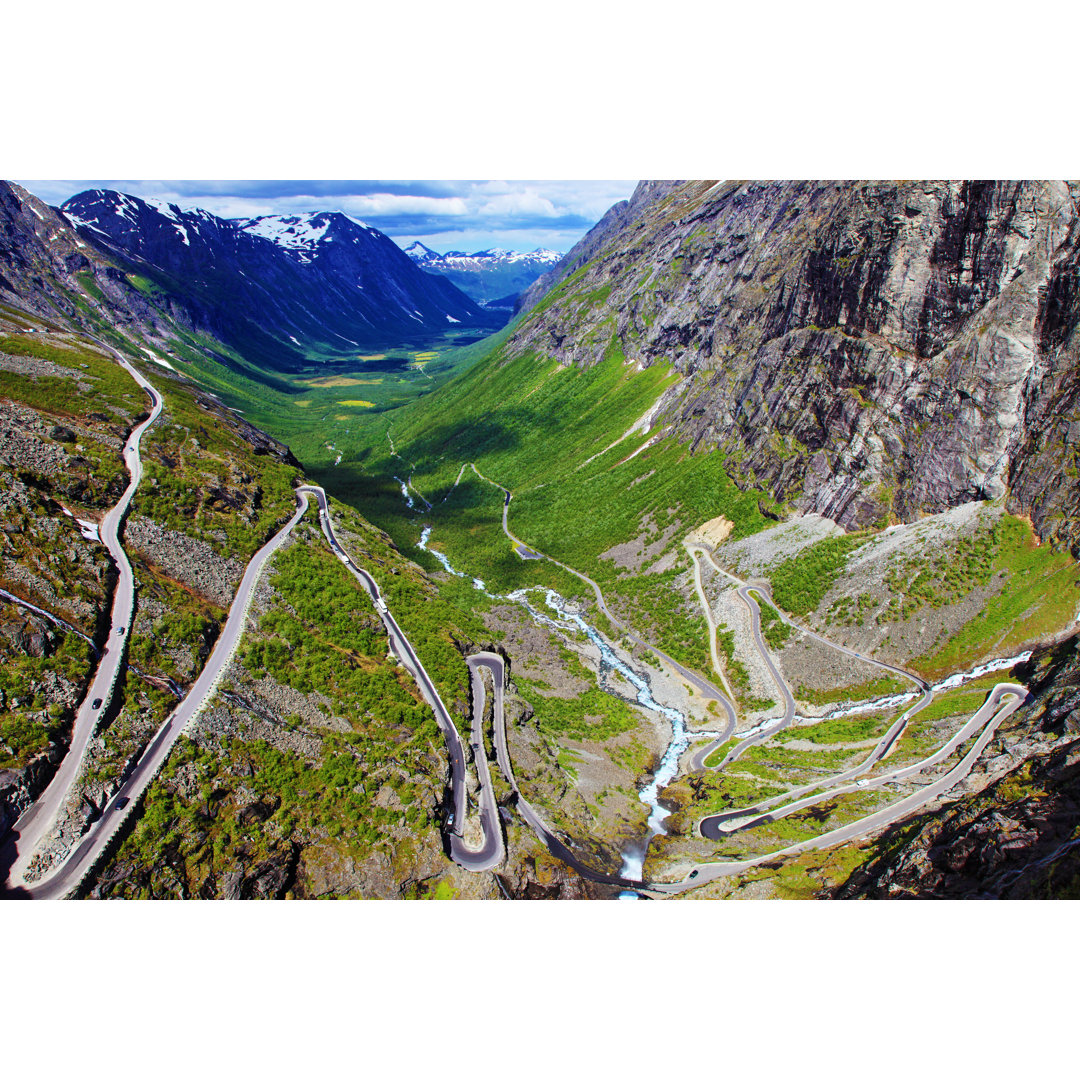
[415,524,689,896]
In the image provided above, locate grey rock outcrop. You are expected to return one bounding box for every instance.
[510,181,1080,542]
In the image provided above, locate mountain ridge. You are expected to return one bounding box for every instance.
[507,179,1080,554]
[58,189,502,370]
[402,240,562,305]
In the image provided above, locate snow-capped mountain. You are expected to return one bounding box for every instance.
[402,241,562,304]
[236,211,376,264]
[59,192,501,371]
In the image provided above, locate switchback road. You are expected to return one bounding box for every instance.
[650,683,1029,893]
[1,345,162,893]
[449,466,1031,894]
[464,464,735,713]
[302,486,504,872]
[469,651,651,892]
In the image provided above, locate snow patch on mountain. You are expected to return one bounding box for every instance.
[238,215,333,261]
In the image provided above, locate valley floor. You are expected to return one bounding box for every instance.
[4,319,1079,900]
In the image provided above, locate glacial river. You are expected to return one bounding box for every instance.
[415,525,690,894]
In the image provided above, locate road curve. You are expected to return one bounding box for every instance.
[465,464,735,714]
[688,542,939,838]
[3,491,310,899]
[706,679,1031,838]
[301,485,504,873]
[1,348,163,893]
[650,683,1030,893]
[469,650,651,892]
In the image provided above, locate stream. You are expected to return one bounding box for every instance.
[520,589,689,898]
[820,650,1034,720]
[415,522,690,896]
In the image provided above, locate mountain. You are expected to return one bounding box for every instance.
[508,179,1080,555]
[402,241,562,304]
[337,179,1080,900]
[59,191,503,371]
[6,176,1080,901]
[517,181,684,312]
[0,181,586,900]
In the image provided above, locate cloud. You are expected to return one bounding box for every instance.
[17,178,638,254]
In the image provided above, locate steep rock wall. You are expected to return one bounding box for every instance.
[509,180,1080,540]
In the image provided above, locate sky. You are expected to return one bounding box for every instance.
[17,179,637,256]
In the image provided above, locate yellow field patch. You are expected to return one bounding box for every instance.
[357,353,386,361]
[294,398,312,407]
[302,375,384,388]
[338,399,375,407]
[412,351,438,360]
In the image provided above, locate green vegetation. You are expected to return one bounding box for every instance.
[768,532,871,615]
[172,323,517,472]
[134,379,300,563]
[753,592,791,649]
[773,710,896,746]
[610,565,712,675]
[912,515,1080,678]
[796,673,907,706]
[0,628,94,769]
[517,679,640,742]
[241,541,436,733]
[690,768,787,813]
[319,342,775,694]
[731,843,875,898]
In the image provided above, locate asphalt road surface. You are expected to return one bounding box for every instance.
[301,486,504,872]
[650,683,1029,893]
[3,492,310,899]
[466,464,735,714]
[1,348,163,895]
[470,650,650,892]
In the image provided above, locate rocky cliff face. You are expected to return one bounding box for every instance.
[517,180,684,312]
[510,181,1080,547]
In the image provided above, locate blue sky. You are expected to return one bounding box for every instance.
[19,179,637,255]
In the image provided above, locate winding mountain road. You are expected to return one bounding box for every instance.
[7,481,511,898]
[651,683,1029,893]
[450,465,1032,893]
[4,493,309,899]
[468,650,647,891]
[1,347,162,895]
[464,464,735,715]
[302,486,504,872]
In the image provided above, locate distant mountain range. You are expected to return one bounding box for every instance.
[54,190,503,371]
[402,241,561,306]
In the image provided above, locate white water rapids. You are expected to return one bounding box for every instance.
[818,650,1033,720]
[415,523,690,895]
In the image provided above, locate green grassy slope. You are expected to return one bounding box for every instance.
[318,334,777,685]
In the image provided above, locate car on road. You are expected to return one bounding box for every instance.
[92,698,102,709]
[114,797,129,812]
[117,626,125,635]
[855,779,870,788]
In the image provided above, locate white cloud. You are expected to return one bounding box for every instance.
[18,178,639,254]
[338,194,470,217]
